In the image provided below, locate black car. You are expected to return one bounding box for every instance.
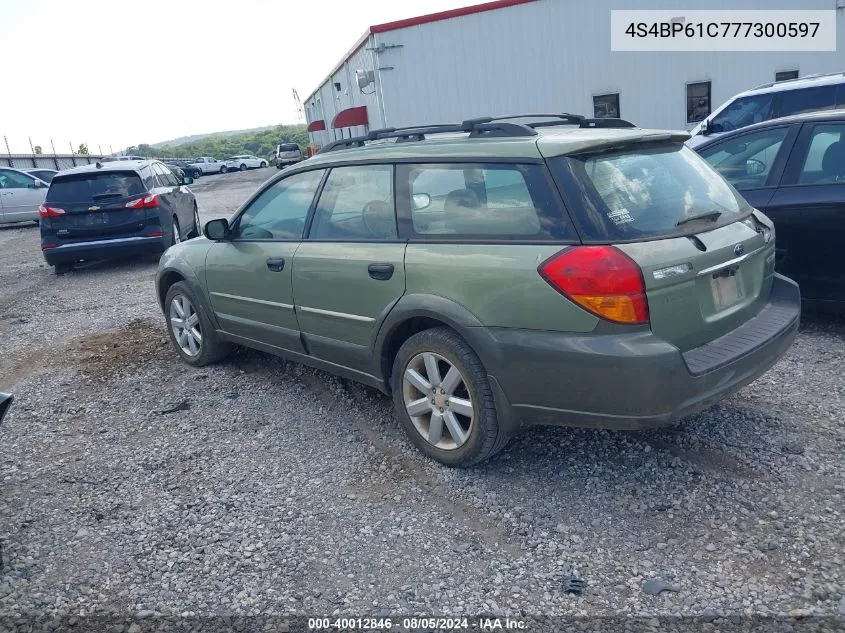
[164,160,202,179]
[40,160,201,274]
[695,109,845,312]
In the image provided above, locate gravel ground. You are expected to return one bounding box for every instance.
[1,167,843,628]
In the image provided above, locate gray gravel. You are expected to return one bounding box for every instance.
[1,168,843,623]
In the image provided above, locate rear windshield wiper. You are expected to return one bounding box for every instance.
[676,210,722,227]
[92,193,123,200]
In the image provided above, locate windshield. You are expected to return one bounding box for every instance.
[710,94,774,133]
[550,143,749,242]
[46,172,145,204]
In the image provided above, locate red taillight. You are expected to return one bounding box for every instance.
[145,231,164,237]
[41,242,58,250]
[38,205,65,218]
[539,246,649,324]
[125,194,159,209]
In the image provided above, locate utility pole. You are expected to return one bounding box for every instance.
[50,139,57,154]
[69,141,74,155]
[109,145,113,155]
[98,144,103,155]
[29,137,35,154]
[3,136,10,156]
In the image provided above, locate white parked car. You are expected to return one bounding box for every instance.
[223,155,267,171]
[190,157,228,174]
[0,167,47,224]
[687,71,845,149]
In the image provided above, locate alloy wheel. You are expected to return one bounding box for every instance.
[402,352,474,450]
[169,294,202,357]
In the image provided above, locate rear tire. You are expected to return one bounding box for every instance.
[391,327,503,467]
[54,262,72,275]
[171,217,181,246]
[189,207,201,239]
[260,161,267,168]
[220,166,228,174]
[164,281,230,367]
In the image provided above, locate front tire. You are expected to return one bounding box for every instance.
[260,161,267,168]
[164,281,230,366]
[391,327,503,467]
[239,163,247,171]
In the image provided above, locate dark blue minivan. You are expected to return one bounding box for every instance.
[40,160,201,274]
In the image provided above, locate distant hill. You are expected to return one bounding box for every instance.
[153,125,279,148]
[126,124,309,161]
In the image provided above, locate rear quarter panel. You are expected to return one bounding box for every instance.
[404,244,599,332]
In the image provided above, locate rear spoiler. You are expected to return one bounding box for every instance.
[566,131,692,156]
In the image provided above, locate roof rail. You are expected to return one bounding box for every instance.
[317,113,637,153]
[753,70,845,90]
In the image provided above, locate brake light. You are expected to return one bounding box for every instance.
[41,242,58,250]
[538,246,649,324]
[145,231,164,237]
[125,194,159,209]
[38,205,65,218]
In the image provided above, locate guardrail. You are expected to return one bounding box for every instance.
[1,153,104,170]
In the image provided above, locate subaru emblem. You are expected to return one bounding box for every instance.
[734,243,745,256]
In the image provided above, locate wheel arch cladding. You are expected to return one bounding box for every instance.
[157,270,186,309]
[375,294,502,391]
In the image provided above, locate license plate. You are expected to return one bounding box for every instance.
[85,213,109,226]
[711,271,744,310]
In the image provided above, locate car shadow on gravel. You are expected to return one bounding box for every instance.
[52,255,160,277]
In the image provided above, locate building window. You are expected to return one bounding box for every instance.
[593,93,620,118]
[686,81,711,123]
[776,70,799,82]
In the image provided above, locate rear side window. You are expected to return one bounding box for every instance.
[310,165,396,240]
[797,123,845,184]
[777,85,838,118]
[398,163,572,241]
[46,172,145,203]
[549,144,749,242]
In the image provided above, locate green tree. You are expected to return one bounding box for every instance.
[78,143,89,155]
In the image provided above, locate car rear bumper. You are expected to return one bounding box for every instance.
[42,235,168,265]
[481,274,800,432]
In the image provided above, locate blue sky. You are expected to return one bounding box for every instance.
[0,0,466,152]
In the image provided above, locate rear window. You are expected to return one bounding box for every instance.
[397,163,573,241]
[279,144,300,152]
[549,144,750,242]
[46,171,146,203]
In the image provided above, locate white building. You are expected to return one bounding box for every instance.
[304,0,845,149]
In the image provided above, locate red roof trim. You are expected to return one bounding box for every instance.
[306,119,326,132]
[304,0,536,103]
[371,0,535,33]
[332,106,369,129]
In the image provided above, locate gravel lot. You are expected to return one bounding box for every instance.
[1,167,843,628]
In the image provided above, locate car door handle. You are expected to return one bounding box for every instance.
[266,257,285,272]
[368,263,394,280]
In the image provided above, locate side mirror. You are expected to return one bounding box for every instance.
[0,392,12,424]
[204,218,230,240]
[182,176,194,185]
[30,180,45,189]
[412,193,432,210]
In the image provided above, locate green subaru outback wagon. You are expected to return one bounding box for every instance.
[156,114,800,467]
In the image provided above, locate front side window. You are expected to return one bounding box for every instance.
[593,93,620,118]
[550,144,749,242]
[798,123,845,184]
[235,169,325,240]
[710,93,774,133]
[687,81,712,123]
[401,163,571,240]
[310,165,396,240]
[778,85,837,118]
[698,126,790,190]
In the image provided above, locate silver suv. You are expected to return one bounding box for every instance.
[275,143,303,169]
